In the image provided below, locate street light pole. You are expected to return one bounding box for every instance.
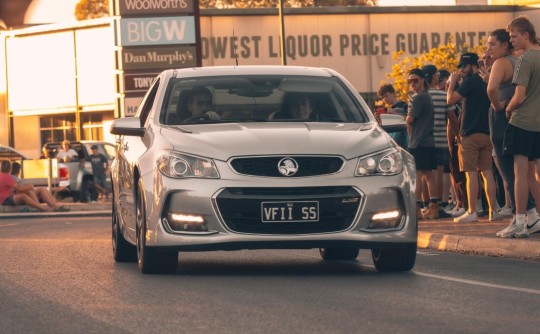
[278,0,287,65]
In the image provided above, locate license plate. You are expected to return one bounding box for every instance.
[261,201,319,223]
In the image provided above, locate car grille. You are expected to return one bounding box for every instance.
[229,156,344,177]
[215,186,362,234]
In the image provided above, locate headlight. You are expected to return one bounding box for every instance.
[355,148,403,176]
[157,151,219,178]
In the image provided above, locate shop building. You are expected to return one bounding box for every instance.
[1,5,539,158]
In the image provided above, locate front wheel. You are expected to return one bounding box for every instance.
[371,244,417,272]
[136,180,178,274]
[319,247,359,261]
[112,194,136,263]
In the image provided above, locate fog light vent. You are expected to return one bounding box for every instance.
[367,210,403,229]
[164,213,208,232]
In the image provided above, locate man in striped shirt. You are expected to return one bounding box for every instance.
[423,64,458,218]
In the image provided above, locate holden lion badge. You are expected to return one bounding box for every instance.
[278,157,299,176]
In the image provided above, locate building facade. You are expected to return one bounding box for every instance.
[2,6,539,158]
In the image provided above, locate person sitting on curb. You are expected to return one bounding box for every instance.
[0,160,54,212]
[10,162,70,212]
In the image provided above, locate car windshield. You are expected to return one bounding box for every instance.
[159,75,369,125]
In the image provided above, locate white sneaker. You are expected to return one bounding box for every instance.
[453,211,478,223]
[497,206,513,217]
[497,219,517,238]
[489,210,504,222]
[526,216,540,234]
[514,222,529,238]
[451,207,466,217]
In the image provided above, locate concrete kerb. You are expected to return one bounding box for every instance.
[0,202,112,219]
[418,231,540,260]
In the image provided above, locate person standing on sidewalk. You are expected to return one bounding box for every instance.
[504,16,540,238]
[406,68,439,220]
[56,140,78,162]
[84,145,109,202]
[485,28,539,238]
[447,53,501,223]
[423,64,457,218]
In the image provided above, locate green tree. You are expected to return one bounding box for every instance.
[75,0,109,20]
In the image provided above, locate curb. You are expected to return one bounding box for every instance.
[0,210,111,220]
[418,231,540,260]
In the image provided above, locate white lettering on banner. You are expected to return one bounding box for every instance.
[134,77,154,88]
[124,0,188,10]
[127,20,186,43]
[123,50,194,64]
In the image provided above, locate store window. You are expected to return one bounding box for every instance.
[40,115,77,145]
[81,113,104,140]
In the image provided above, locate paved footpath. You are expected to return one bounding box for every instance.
[1,201,538,260]
[419,216,540,260]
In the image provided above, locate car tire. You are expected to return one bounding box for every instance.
[112,194,136,263]
[371,243,417,272]
[319,247,359,261]
[136,180,178,274]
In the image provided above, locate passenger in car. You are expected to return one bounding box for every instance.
[168,86,220,124]
[271,93,320,120]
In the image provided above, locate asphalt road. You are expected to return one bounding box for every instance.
[1,216,539,334]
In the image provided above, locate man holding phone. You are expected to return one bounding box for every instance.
[447,52,501,223]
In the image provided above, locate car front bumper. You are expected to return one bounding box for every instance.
[140,157,417,251]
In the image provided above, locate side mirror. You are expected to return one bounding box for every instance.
[110,117,145,137]
[379,114,407,133]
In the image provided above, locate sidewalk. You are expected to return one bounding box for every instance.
[1,200,539,260]
[418,216,540,260]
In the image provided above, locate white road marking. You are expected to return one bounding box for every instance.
[0,223,18,228]
[296,251,540,295]
[414,271,540,295]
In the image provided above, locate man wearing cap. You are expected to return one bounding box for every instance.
[423,64,456,218]
[447,52,501,223]
[406,68,438,220]
[85,145,109,202]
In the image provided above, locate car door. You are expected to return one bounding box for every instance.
[115,78,161,237]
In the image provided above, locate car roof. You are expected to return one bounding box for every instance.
[0,144,29,160]
[163,66,338,78]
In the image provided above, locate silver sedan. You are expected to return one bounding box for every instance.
[110,66,417,274]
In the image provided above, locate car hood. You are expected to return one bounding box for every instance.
[160,122,392,161]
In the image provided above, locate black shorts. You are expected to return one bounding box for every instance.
[503,124,540,160]
[409,146,437,171]
[434,148,450,169]
[2,196,15,205]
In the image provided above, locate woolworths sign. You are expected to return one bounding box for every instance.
[114,0,194,16]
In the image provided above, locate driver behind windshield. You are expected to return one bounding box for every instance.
[169,86,220,124]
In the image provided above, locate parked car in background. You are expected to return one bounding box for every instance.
[42,140,116,202]
[0,144,28,162]
[0,144,68,190]
[110,66,416,274]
